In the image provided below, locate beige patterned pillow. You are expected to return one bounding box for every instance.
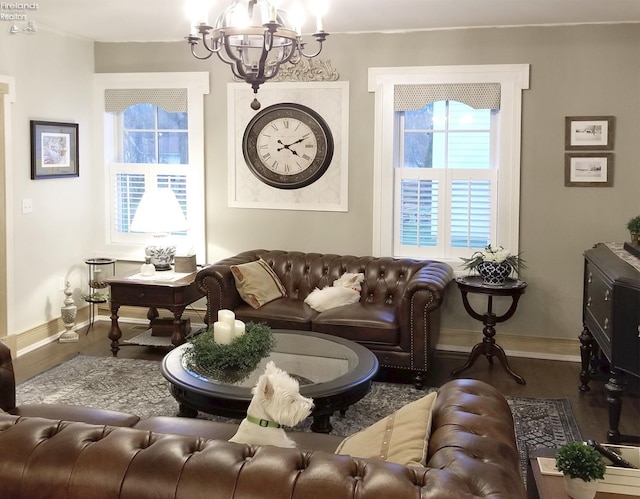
[230,258,286,309]
[335,392,437,467]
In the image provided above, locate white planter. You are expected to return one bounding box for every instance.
[563,475,598,499]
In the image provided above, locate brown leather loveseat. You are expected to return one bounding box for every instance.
[196,250,454,388]
[0,340,525,498]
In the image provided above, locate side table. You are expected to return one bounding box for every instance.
[452,275,527,385]
[106,271,203,356]
[527,448,635,499]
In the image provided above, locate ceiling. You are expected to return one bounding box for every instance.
[25,0,640,43]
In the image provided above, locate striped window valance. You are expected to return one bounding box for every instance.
[394,83,501,111]
[104,88,187,113]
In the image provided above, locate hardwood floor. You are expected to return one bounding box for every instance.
[12,320,640,444]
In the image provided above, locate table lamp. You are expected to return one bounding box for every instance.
[130,188,188,271]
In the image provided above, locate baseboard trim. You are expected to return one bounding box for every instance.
[6,312,581,363]
[437,328,581,363]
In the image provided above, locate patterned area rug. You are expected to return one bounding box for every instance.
[16,355,582,478]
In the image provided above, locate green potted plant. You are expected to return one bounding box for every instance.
[460,244,527,285]
[627,215,640,245]
[555,441,606,499]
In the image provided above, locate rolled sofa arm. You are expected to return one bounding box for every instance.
[400,260,454,315]
[0,339,16,412]
[195,251,263,325]
[428,379,526,498]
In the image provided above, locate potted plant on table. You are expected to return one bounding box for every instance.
[460,244,527,286]
[627,215,640,246]
[555,441,606,499]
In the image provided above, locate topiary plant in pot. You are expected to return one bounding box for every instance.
[627,215,640,245]
[555,441,606,499]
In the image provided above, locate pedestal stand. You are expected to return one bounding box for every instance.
[451,276,528,385]
[59,281,79,343]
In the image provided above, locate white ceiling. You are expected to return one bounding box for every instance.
[27,0,640,43]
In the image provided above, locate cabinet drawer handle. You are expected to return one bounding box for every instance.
[638,325,640,338]
[587,296,592,307]
[587,272,593,283]
[604,289,610,301]
[604,318,609,330]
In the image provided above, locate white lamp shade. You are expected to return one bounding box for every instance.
[130,189,188,234]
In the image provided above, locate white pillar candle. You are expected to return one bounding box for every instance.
[213,321,233,345]
[218,309,235,329]
[234,320,245,338]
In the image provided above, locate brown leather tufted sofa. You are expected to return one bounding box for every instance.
[0,341,525,498]
[196,250,454,388]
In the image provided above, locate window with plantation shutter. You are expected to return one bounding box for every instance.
[369,65,529,268]
[94,73,209,263]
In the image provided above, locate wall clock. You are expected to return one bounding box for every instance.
[242,102,334,190]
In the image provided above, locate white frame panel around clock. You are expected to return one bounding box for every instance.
[227,81,349,212]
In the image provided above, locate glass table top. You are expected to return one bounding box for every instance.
[180,331,360,388]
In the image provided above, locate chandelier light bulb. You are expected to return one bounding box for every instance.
[310,0,328,32]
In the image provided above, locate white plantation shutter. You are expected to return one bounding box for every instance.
[450,179,493,248]
[398,179,439,248]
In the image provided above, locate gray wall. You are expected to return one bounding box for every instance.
[95,24,640,350]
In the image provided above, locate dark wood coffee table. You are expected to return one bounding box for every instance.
[161,330,379,433]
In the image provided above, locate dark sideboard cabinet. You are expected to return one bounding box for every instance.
[579,243,640,443]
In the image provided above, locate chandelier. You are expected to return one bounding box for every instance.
[186,0,329,109]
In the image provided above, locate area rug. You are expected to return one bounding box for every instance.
[16,355,582,478]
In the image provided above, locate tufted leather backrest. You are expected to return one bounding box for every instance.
[0,409,525,499]
[238,250,433,305]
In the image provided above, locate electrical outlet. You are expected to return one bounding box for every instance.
[22,198,33,213]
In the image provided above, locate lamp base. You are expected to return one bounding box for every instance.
[145,243,176,271]
[153,263,173,272]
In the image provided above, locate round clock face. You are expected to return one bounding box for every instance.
[242,103,334,189]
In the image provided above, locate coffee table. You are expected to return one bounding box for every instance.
[161,330,379,433]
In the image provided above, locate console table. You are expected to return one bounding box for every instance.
[579,243,640,444]
[452,276,527,384]
[106,271,203,356]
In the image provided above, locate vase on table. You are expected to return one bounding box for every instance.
[477,261,512,286]
[563,475,598,499]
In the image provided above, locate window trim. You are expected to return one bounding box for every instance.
[368,64,530,269]
[93,72,209,263]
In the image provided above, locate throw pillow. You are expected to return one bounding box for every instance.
[335,391,437,467]
[230,258,286,309]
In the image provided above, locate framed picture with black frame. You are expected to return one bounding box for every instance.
[30,120,79,179]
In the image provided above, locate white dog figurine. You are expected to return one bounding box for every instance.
[229,361,314,448]
[304,272,365,312]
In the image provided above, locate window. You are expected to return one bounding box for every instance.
[94,73,209,263]
[368,65,529,268]
[115,103,189,235]
[395,100,496,257]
